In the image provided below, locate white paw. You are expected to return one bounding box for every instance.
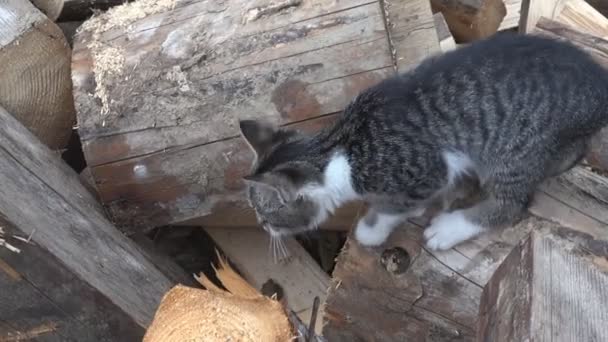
[355,220,391,246]
[424,211,483,250]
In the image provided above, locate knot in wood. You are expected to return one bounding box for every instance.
[380,247,410,275]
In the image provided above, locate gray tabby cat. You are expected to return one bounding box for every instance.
[239,33,608,250]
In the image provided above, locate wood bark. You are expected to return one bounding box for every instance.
[0,104,173,337]
[72,0,429,233]
[430,0,507,42]
[0,0,75,149]
[477,227,608,341]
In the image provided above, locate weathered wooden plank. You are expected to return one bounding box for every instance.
[382,0,440,71]
[0,105,172,328]
[477,227,608,341]
[205,227,330,334]
[0,218,144,341]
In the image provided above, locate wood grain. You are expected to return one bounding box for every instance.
[0,105,172,328]
[382,0,440,71]
[0,0,75,149]
[477,227,608,341]
[205,227,330,334]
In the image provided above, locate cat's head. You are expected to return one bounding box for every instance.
[239,120,327,237]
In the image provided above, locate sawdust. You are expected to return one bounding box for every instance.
[79,0,176,116]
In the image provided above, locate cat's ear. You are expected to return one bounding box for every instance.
[239,120,278,158]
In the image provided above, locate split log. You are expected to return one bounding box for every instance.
[477,227,608,341]
[434,12,457,52]
[0,0,75,149]
[58,0,130,21]
[0,104,172,339]
[430,0,507,42]
[30,0,64,20]
[205,227,330,334]
[71,0,436,233]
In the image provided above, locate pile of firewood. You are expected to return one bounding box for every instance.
[1,0,608,341]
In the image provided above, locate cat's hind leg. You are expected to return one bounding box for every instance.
[355,207,425,246]
[424,174,534,250]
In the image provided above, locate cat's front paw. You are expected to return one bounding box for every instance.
[424,211,482,250]
[355,220,389,247]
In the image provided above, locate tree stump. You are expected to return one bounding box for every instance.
[72,0,438,233]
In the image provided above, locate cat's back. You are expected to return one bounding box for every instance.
[348,33,608,141]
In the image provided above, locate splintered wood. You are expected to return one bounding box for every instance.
[478,227,608,341]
